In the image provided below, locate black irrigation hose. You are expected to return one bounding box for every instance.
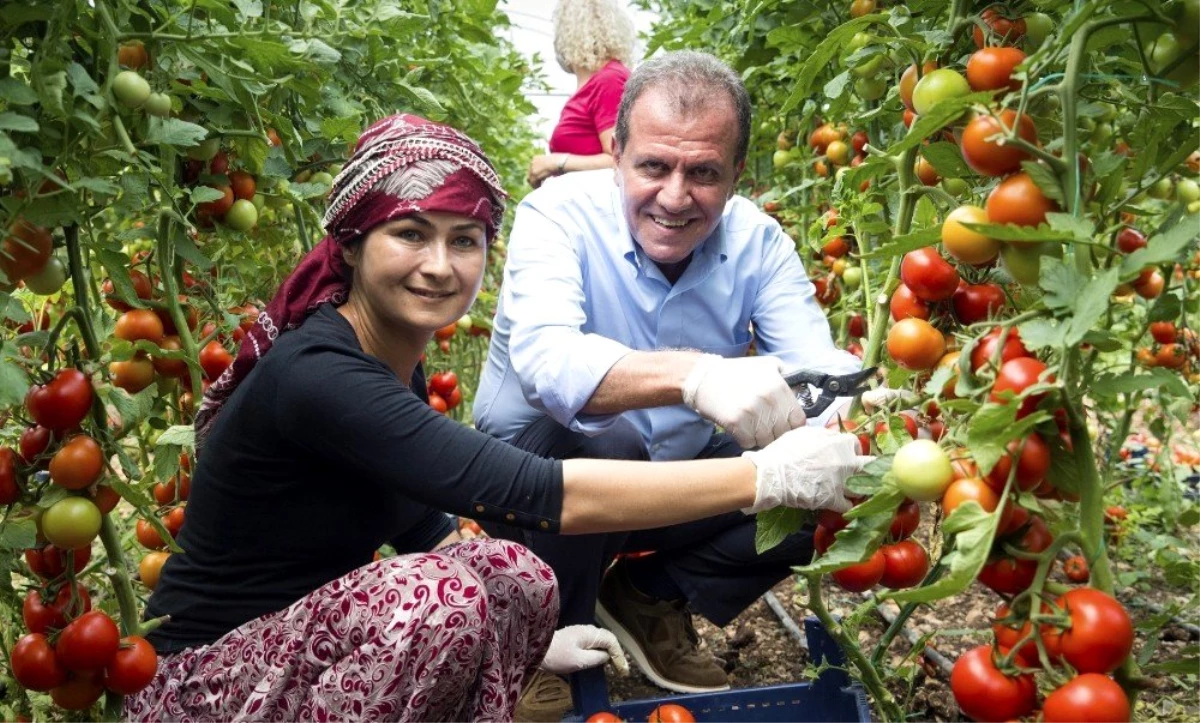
[872,602,956,678]
[763,590,808,649]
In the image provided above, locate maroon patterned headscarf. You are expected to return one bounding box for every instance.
[195,114,507,446]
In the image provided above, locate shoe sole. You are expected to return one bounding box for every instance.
[595,601,731,695]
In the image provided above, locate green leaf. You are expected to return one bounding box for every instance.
[107,475,154,509]
[966,403,1046,475]
[823,70,851,101]
[781,16,882,114]
[145,118,210,148]
[1045,213,1095,241]
[1044,432,1080,497]
[0,112,38,133]
[755,507,809,554]
[1065,267,1120,346]
[889,92,995,155]
[0,516,38,551]
[1018,318,1068,351]
[1091,368,1192,399]
[190,185,227,204]
[1041,259,1087,311]
[1019,160,1064,204]
[65,62,99,96]
[889,502,997,604]
[157,425,196,448]
[1147,291,1183,323]
[1141,656,1200,675]
[0,78,38,106]
[152,443,183,484]
[0,357,30,407]
[173,226,212,268]
[860,226,940,259]
[960,221,1078,243]
[796,485,903,575]
[921,141,971,178]
[1121,213,1199,277]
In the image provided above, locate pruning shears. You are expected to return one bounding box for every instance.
[783,366,878,417]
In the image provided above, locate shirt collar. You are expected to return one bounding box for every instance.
[614,186,731,273]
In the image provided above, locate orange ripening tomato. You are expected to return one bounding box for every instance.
[887,318,945,371]
[966,46,1027,92]
[961,110,1038,177]
[986,171,1058,227]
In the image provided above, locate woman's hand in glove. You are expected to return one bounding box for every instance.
[540,625,630,675]
[741,427,874,514]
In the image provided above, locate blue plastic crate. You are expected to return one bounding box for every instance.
[565,617,871,722]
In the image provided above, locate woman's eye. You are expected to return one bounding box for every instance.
[453,235,482,249]
[396,229,422,241]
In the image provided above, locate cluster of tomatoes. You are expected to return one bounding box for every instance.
[3,367,160,707]
[426,370,463,415]
[586,702,695,723]
[816,495,928,593]
[0,219,62,296]
[134,453,191,592]
[1138,319,1199,377]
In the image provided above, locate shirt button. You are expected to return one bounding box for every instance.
[505,513,516,522]
[539,521,550,530]
[475,505,485,513]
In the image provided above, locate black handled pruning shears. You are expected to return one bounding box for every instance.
[783,366,878,417]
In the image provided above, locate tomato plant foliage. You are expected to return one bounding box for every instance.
[644,0,1197,718]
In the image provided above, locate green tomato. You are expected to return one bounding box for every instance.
[846,32,873,54]
[1176,177,1200,204]
[310,171,334,188]
[457,314,474,332]
[773,149,792,170]
[892,439,953,502]
[224,199,258,232]
[1000,242,1043,286]
[144,92,172,118]
[327,163,344,176]
[187,137,221,162]
[851,54,887,79]
[251,193,266,211]
[1189,200,1200,214]
[265,179,291,208]
[911,69,970,116]
[1024,12,1053,48]
[1150,32,1200,88]
[941,178,969,197]
[41,497,102,549]
[842,266,862,288]
[1148,176,1175,200]
[855,77,887,101]
[1089,122,1114,146]
[112,71,151,108]
[23,256,67,295]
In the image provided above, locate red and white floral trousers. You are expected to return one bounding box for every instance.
[124,538,558,722]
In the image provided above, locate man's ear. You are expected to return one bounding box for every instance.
[730,160,746,199]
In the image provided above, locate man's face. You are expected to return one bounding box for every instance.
[613,87,744,265]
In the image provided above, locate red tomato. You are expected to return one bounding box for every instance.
[11,633,68,691]
[110,354,156,393]
[952,282,1006,324]
[973,7,1027,48]
[950,645,1037,723]
[900,247,960,302]
[0,447,17,504]
[813,524,836,555]
[971,327,1030,372]
[446,388,462,410]
[91,485,121,515]
[890,283,931,321]
[49,435,105,491]
[1149,321,1177,344]
[887,318,946,371]
[50,671,106,710]
[23,583,92,634]
[961,110,1038,177]
[103,636,158,694]
[899,62,938,111]
[428,392,449,414]
[889,498,921,540]
[1116,227,1147,253]
[429,371,459,398]
[1057,588,1133,674]
[228,170,257,201]
[114,308,165,345]
[942,477,1007,521]
[848,313,866,338]
[1,220,54,282]
[647,704,695,722]
[136,519,166,550]
[197,184,235,221]
[1063,555,1090,583]
[966,46,1027,91]
[101,269,154,312]
[830,549,886,592]
[985,433,1050,492]
[25,368,94,432]
[25,543,91,580]
[199,340,234,380]
[586,713,624,723]
[812,274,840,305]
[1134,268,1164,298]
[990,357,1051,418]
[986,171,1058,227]
[55,610,121,672]
[1042,674,1130,723]
[164,506,186,537]
[434,322,458,341]
[992,602,1041,668]
[880,540,929,589]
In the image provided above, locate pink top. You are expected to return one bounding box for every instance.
[548,60,630,155]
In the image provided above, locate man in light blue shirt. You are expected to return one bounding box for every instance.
[474,51,861,709]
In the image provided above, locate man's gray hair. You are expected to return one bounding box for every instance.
[614,51,752,166]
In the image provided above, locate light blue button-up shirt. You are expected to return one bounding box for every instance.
[473,170,861,462]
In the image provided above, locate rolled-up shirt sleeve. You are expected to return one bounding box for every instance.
[752,225,863,427]
[502,198,633,434]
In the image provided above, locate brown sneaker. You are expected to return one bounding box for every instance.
[595,563,729,694]
[514,670,572,723]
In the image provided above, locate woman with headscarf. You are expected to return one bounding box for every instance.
[127,114,868,722]
[526,0,635,188]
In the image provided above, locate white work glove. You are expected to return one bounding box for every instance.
[741,427,874,514]
[682,354,806,449]
[540,625,630,675]
[860,386,918,411]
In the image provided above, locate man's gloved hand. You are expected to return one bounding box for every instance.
[682,355,806,449]
[741,427,874,514]
[540,625,630,675]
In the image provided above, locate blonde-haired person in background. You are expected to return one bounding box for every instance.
[526,0,636,188]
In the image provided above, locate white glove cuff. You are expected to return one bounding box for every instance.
[681,354,721,409]
[740,450,773,515]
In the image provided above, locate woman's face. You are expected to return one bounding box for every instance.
[346,212,487,335]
